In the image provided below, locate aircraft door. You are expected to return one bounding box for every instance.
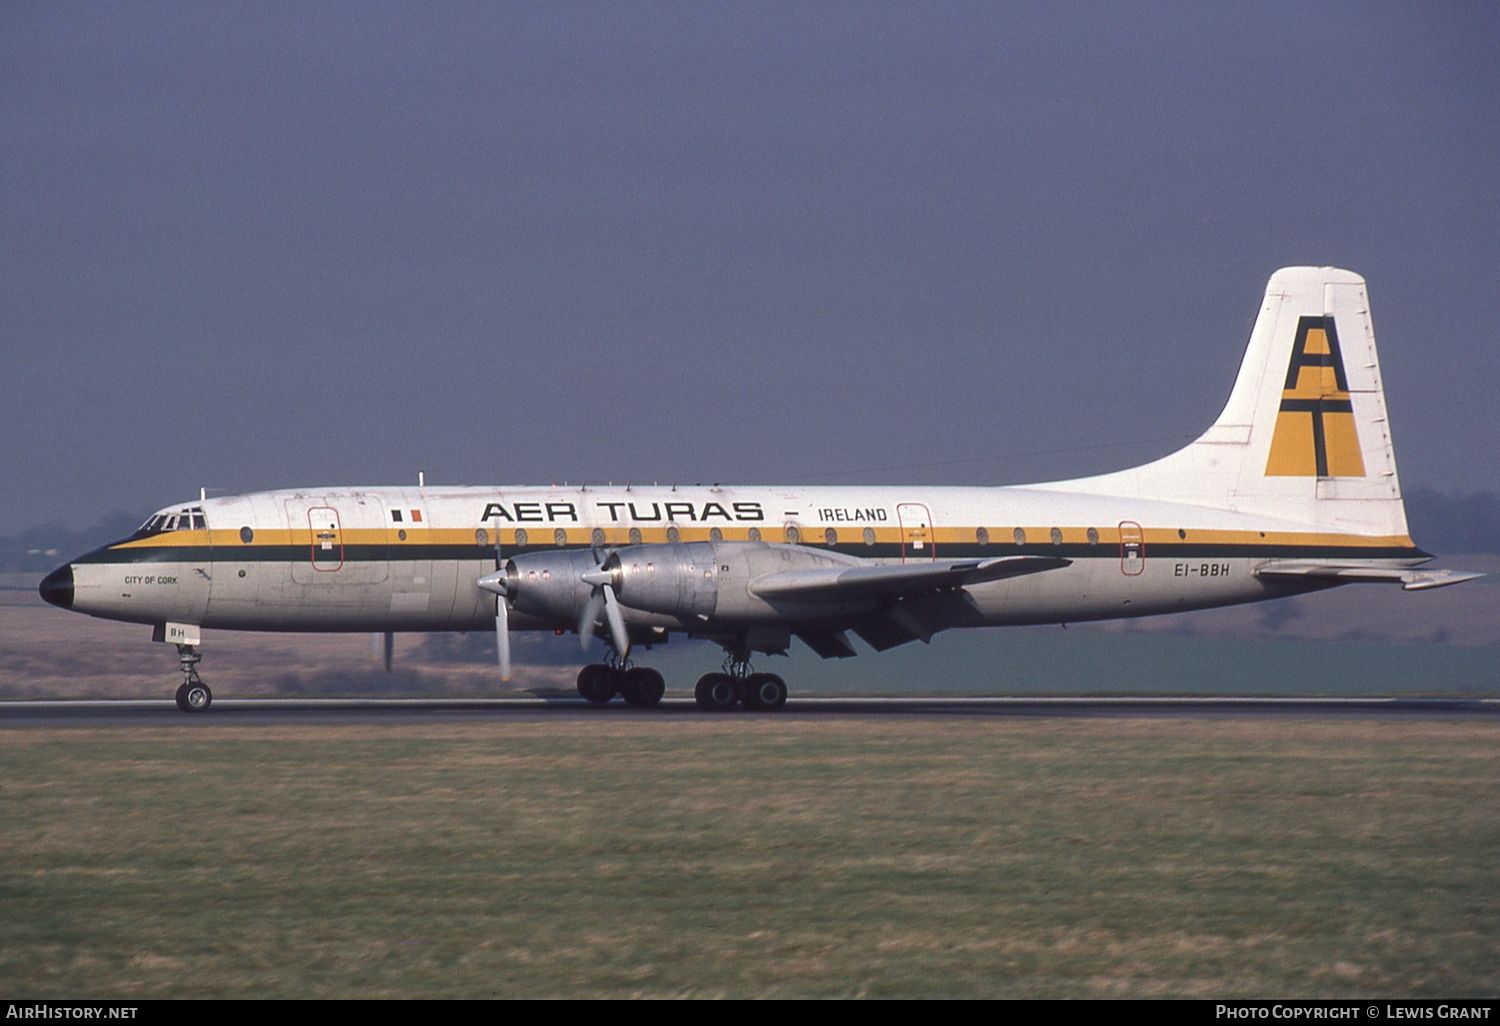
[387,497,435,622]
[285,495,389,587]
[897,503,936,562]
[308,506,344,572]
[181,508,213,623]
[150,506,212,625]
[1119,521,1145,576]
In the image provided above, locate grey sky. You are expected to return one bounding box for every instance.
[3,2,1497,535]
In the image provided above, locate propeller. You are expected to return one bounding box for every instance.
[494,587,511,681]
[477,544,512,681]
[579,552,630,660]
[476,549,630,680]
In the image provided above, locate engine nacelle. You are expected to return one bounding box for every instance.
[500,541,870,629]
[607,542,720,619]
[500,548,602,623]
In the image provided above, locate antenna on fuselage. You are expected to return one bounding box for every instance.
[419,471,425,487]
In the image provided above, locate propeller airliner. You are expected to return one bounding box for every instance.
[39,267,1480,711]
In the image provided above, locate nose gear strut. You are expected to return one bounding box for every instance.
[174,644,212,712]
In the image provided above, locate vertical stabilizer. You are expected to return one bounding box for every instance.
[1037,267,1408,537]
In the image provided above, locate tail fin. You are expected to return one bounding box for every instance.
[1044,267,1408,537]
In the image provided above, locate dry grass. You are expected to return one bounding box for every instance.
[2,718,1497,997]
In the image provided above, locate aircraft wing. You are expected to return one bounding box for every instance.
[751,554,1071,602]
[1253,562,1483,591]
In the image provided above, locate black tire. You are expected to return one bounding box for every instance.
[621,667,665,709]
[694,672,738,712]
[743,673,787,712]
[177,681,212,713]
[576,663,616,704]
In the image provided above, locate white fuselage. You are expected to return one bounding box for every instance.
[64,481,1422,636]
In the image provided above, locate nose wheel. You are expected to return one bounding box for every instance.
[173,644,212,713]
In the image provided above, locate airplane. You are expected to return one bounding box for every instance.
[38,267,1482,712]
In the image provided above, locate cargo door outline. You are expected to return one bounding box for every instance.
[285,497,390,587]
[897,503,935,563]
[388,499,434,619]
[183,511,213,622]
[1119,521,1145,576]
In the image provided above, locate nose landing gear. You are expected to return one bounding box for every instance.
[173,644,212,713]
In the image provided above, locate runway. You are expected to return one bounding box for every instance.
[2,695,1497,727]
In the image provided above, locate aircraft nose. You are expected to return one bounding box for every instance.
[39,564,74,610]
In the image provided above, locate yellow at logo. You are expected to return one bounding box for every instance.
[1264,316,1365,477]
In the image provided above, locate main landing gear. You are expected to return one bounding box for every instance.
[576,660,667,709]
[575,654,789,713]
[693,654,787,713]
[173,644,212,713]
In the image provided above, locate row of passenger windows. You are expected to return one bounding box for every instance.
[978,526,1102,546]
[469,526,1108,547]
[139,507,206,533]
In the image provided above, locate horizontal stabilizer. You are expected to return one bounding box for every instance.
[1254,562,1483,591]
[751,555,1071,603]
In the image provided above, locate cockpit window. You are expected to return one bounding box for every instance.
[134,507,207,537]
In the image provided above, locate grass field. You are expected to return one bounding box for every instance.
[3,718,1497,998]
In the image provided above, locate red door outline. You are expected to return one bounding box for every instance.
[308,506,344,572]
[897,503,935,563]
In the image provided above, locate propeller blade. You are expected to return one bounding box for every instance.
[602,583,629,660]
[495,595,511,681]
[578,588,605,651]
